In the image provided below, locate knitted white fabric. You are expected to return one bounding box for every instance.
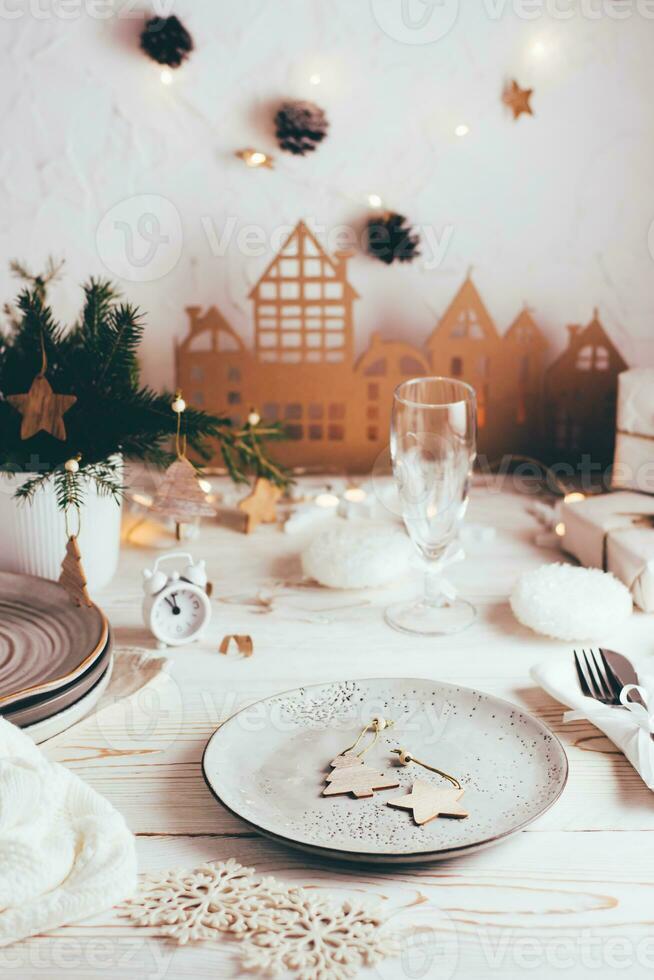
[0,717,137,946]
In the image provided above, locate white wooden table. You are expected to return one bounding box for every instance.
[9,481,654,980]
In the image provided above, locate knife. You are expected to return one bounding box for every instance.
[601,648,646,708]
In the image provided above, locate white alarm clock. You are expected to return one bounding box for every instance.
[142,552,211,648]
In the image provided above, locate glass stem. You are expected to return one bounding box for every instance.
[424,566,447,608]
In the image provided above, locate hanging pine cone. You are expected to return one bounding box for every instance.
[274,100,329,156]
[140,15,193,68]
[365,212,421,265]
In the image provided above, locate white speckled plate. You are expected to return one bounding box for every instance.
[202,678,568,864]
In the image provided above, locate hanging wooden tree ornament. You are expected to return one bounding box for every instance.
[321,717,399,799]
[322,755,399,799]
[237,477,282,533]
[7,336,76,440]
[150,393,216,540]
[58,501,92,607]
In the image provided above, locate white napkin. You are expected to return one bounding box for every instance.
[0,717,137,946]
[532,658,654,790]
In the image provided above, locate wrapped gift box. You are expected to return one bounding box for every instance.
[613,368,654,494]
[562,491,654,611]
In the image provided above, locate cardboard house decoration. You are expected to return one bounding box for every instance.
[176,220,627,471]
[544,312,628,465]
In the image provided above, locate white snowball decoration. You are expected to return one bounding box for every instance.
[510,562,633,641]
[301,523,413,589]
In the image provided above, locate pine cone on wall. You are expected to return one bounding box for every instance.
[274,101,329,156]
[140,15,194,68]
[365,213,421,265]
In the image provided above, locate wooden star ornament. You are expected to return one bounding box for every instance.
[502,79,533,120]
[238,477,282,533]
[7,374,77,441]
[387,780,468,825]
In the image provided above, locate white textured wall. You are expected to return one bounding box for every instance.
[1,0,653,387]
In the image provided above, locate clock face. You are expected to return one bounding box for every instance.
[152,586,208,643]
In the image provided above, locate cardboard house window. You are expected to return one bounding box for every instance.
[576,344,610,371]
[400,356,425,375]
[451,311,485,339]
[451,356,463,377]
[227,366,241,382]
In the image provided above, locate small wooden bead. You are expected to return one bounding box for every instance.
[171,396,186,413]
[64,458,79,473]
[398,749,413,766]
[371,715,386,731]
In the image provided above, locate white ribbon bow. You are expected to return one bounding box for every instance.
[564,679,654,789]
[413,541,465,603]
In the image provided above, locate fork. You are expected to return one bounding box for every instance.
[573,648,624,706]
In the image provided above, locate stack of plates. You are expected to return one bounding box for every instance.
[0,572,112,743]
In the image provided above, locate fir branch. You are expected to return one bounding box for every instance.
[0,262,290,508]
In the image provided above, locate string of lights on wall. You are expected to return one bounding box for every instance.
[138,12,540,268]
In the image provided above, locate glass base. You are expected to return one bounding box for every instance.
[385,597,477,636]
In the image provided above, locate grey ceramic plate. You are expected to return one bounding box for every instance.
[202,677,568,864]
[24,657,113,745]
[0,572,107,707]
[1,630,113,727]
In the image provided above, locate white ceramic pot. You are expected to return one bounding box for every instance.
[0,463,122,591]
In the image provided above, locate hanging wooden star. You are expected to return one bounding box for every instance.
[7,374,76,440]
[322,756,399,799]
[58,535,92,607]
[238,477,282,533]
[502,79,534,120]
[387,780,468,825]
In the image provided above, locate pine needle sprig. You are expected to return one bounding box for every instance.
[0,264,290,511]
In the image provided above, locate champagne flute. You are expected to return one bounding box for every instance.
[385,377,477,635]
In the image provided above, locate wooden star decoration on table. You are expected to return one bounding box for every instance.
[238,477,282,533]
[322,753,400,799]
[7,374,77,440]
[502,79,534,120]
[387,780,468,825]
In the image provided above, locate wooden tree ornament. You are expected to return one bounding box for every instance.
[58,534,92,607]
[150,394,216,539]
[237,477,282,533]
[322,753,399,800]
